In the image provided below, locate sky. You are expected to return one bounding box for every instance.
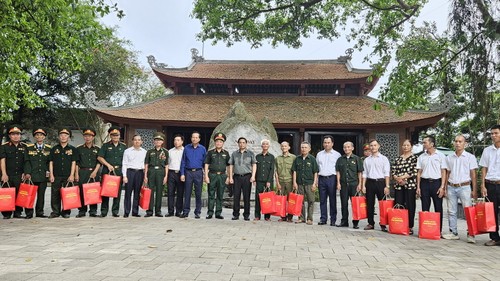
[101,0,449,98]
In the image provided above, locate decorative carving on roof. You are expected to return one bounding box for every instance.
[147,55,168,69]
[428,92,454,112]
[191,48,204,62]
[337,48,354,62]
[84,91,112,108]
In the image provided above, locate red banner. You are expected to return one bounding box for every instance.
[418,211,441,240]
[287,192,304,216]
[101,174,121,198]
[15,182,38,209]
[83,182,102,205]
[351,196,367,220]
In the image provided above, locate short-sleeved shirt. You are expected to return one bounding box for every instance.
[336,154,364,184]
[416,151,447,179]
[145,147,169,168]
[24,143,51,182]
[446,151,478,184]
[479,145,500,181]
[98,141,126,175]
[77,144,100,169]
[0,141,27,176]
[391,154,418,190]
[275,153,296,183]
[362,153,391,179]
[229,149,257,175]
[256,152,275,183]
[204,149,230,173]
[292,154,319,185]
[316,149,341,176]
[50,143,78,178]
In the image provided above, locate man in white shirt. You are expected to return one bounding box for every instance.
[416,135,447,233]
[480,125,500,246]
[122,135,147,218]
[316,135,341,226]
[362,139,390,231]
[442,135,478,243]
[166,134,185,217]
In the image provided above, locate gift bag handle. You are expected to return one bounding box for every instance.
[64,181,74,188]
[354,191,365,197]
[87,178,96,183]
[382,194,393,200]
[1,181,11,188]
[393,203,406,209]
[22,179,34,186]
[109,170,116,176]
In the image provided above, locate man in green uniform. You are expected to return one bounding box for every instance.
[97,126,126,217]
[274,141,296,222]
[204,132,230,220]
[75,128,101,218]
[24,128,51,218]
[336,141,364,229]
[1,125,28,219]
[254,139,275,221]
[292,141,319,225]
[144,132,168,217]
[49,128,78,218]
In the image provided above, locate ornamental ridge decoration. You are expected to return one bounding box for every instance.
[147,55,168,69]
[337,48,354,62]
[190,48,204,62]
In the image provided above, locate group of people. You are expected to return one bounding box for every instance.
[1,124,500,247]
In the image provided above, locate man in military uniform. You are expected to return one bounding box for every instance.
[49,128,78,218]
[204,132,230,220]
[144,132,168,217]
[1,125,28,219]
[24,128,51,218]
[275,141,296,222]
[97,126,126,217]
[254,139,275,221]
[292,141,319,225]
[75,128,101,218]
[335,141,364,229]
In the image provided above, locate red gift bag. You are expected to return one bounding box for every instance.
[476,200,496,233]
[464,206,480,236]
[418,211,441,240]
[287,191,304,216]
[0,182,16,212]
[16,180,38,208]
[259,189,276,214]
[61,182,82,210]
[351,194,367,220]
[83,179,102,205]
[388,205,409,235]
[271,192,287,217]
[379,195,394,225]
[139,186,151,210]
[101,172,121,198]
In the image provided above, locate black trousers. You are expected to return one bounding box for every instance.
[25,181,48,217]
[366,179,385,226]
[167,171,184,215]
[1,176,23,218]
[394,188,417,229]
[486,182,500,241]
[420,178,443,231]
[339,180,359,226]
[233,174,252,218]
[124,169,144,216]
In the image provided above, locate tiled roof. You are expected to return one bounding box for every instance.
[95,95,444,126]
[154,60,372,81]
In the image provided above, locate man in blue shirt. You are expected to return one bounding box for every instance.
[180,131,206,218]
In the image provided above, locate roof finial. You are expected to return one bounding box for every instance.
[191,48,205,62]
[147,55,168,69]
[337,48,354,62]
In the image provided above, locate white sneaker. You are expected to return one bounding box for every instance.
[442,233,460,240]
[467,235,476,244]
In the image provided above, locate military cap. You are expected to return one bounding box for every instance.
[82,128,96,136]
[59,128,72,137]
[213,132,226,142]
[7,125,22,134]
[108,126,121,136]
[32,128,47,136]
[153,132,165,141]
[363,143,370,150]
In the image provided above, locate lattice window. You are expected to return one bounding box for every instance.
[135,129,156,150]
[375,133,399,163]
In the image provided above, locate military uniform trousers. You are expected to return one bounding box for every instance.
[100,169,123,217]
[124,169,144,216]
[147,168,165,215]
[298,184,315,222]
[254,181,272,220]
[25,180,48,217]
[278,181,293,220]
[207,172,227,217]
[1,175,23,218]
[167,170,184,216]
[78,169,99,216]
[339,180,359,226]
[50,177,72,217]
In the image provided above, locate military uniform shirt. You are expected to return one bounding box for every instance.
[24,143,51,182]
[0,141,27,176]
[49,144,78,178]
[204,149,230,173]
[98,141,126,173]
[275,153,296,183]
[292,154,319,185]
[145,148,169,168]
[335,154,364,184]
[77,144,100,168]
[256,153,275,183]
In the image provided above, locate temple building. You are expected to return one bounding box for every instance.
[93,49,445,160]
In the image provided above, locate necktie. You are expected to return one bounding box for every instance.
[38,145,42,150]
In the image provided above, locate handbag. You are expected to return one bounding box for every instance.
[83,178,102,205]
[139,185,151,210]
[476,198,496,233]
[271,190,287,217]
[101,170,121,198]
[387,204,409,235]
[0,182,16,212]
[351,192,367,220]
[418,211,441,240]
[287,189,304,216]
[259,188,276,214]
[379,194,394,226]
[464,205,480,236]
[61,182,82,210]
[15,180,38,208]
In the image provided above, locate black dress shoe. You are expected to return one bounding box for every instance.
[123,214,129,218]
[180,214,187,218]
[381,226,388,232]
[25,215,33,219]
[165,213,174,217]
[318,221,327,225]
[100,214,107,218]
[48,214,59,219]
[353,225,359,229]
[244,217,250,221]
[13,214,25,219]
[3,216,11,219]
[215,215,224,219]
[206,215,213,219]
[112,214,119,217]
[132,214,141,217]
[36,214,48,218]
[144,213,153,217]
[155,214,163,217]
[175,213,181,217]
[195,214,200,219]
[336,223,349,227]
[89,214,97,217]
[231,216,239,220]
[62,214,70,219]
[76,213,86,218]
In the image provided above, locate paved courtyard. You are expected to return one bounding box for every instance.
[1,193,499,281]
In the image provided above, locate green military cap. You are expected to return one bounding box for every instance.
[153,132,165,141]
[213,132,226,142]
[32,128,47,136]
[108,126,121,136]
[82,128,96,136]
[7,125,22,134]
[59,128,72,137]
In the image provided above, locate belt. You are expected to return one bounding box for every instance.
[319,175,335,179]
[113,165,121,169]
[79,167,94,171]
[209,171,225,175]
[367,178,385,182]
[127,168,143,172]
[150,166,163,170]
[169,170,180,174]
[421,178,440,182]
[448,181,471,187]
[486,180,500,185]
[234,173,251,177]
[187,168,202,172]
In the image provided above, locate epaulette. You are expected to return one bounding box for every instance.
[120,142,126,145]
[45,144,52,148]
[77,144,85,148]
[27,143,35,147]
[1,142,8,145]
[21,142,28,146]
